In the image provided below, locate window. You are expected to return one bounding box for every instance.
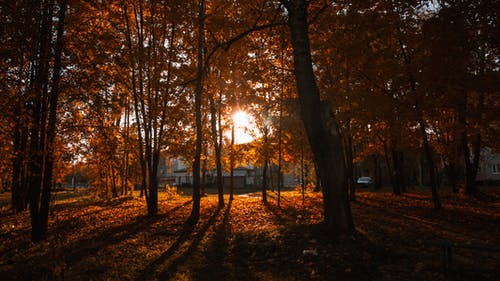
[492,164,500,174]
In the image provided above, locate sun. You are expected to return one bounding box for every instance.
[232,111,256,144]
[233,111,250,128]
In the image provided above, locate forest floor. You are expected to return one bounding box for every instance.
[0,186,499,281]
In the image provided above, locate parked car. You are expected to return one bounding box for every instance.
[356,176,373,187]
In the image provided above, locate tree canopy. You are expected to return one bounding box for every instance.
[1,0,498,241]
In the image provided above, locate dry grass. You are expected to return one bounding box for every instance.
[0,187,498,280]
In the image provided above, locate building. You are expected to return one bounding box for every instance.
[476,147,500,183]
[157,157,299,189]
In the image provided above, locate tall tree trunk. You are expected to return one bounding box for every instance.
[121,94,130,196]
[230,123,235,201]
[282,0,353,234]
[29,0,67,242]
[373,154,382,190]
[277,29,286,207]
[11,123,28,213]
[383,141,398,195]
[419,120,441,210]
[443,161,459,193]
[28,0,52,243]
[201,144,207,196]
[210,95,224,207]
[262,160,268,203]
[188,0,205,224]
[217,91,224,201]
[390,146,402,195]
[344,120,355,201]
[111,165,118,198]
[300,146,305,205]
[313,162,321,192]
[262,104,270,203]
[458,93,481,194]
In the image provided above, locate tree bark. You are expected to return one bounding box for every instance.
[209,95,224,207]
[344,120,355,201]
[230,122,235,201]
[188,0,205,224]
[282,0,353,234]
[419,120,441,210]
[262,160,268,203]
[458,94,481,194]
[28,0,67,242]
[11,123,28,213]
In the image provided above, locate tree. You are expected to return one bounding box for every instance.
[280,0,354,234]
[121,0,190,215]
[3,0,69,241]
[209,84,224,207]
[188,0,206,224]
[421,1,499,194]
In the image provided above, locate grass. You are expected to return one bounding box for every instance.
[0,187,498,281]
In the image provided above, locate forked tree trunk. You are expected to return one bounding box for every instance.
[282,0,353,234]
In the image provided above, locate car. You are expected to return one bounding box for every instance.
[356,176,373,187]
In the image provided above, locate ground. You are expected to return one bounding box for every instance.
[0,187,499,281]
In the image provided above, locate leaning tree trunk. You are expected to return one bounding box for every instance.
[282,0,353,234]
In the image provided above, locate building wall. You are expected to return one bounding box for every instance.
[477,148,500,182]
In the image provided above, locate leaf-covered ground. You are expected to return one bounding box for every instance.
[0,187,499,281]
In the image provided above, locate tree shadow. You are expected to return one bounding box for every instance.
[66,200,189,258]
[263,200,303,226]
[193,199,241,281]
[137,204,222,281]
[1,200,193,280]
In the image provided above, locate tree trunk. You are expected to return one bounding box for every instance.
[262,160,268,203]
[313,162,321,192]
[148,149,159,215]
[419,120,441,210]
[373,154,382,190]
[282,0,353,234]
[459,93,481,194]
[188,0,205,224]
[209,95,224,206]
[11,124,28,213]
[201,145,207,196]
[28,0,67,242]
[383,141,398,195]
[230,122,235,201]
[344,121,355,201]
[443,161,459,193]
[390,146,402,195]
[466,133,481,194]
